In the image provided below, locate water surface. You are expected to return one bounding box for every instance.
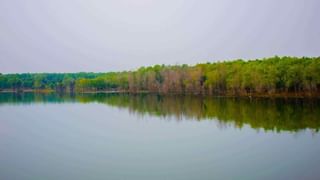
[0,93,320,180]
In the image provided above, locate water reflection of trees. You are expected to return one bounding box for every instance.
[1,93,319,132]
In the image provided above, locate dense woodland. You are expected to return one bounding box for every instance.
[1,56,320,97]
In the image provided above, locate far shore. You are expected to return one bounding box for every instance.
[1,89,319,98]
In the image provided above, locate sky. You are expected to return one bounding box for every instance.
[0,0,319,73]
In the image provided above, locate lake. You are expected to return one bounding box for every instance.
[0,92,320,180]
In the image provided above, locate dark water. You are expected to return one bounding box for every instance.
[0,93,320,180]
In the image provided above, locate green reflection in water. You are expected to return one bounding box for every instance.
[1,92,319,132]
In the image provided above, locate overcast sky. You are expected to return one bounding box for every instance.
[0,0,319,73]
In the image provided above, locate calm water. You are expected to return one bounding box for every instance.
[0,93,320,180]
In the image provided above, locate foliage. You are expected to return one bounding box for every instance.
[0,56,319,96]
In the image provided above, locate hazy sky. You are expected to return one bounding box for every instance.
[0,0,319,73]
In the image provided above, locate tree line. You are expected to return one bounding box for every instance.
[0,56,320,96]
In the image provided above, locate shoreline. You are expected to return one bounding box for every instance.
[1,89,319,98]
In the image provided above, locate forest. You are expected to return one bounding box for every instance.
[0,56,320,97]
